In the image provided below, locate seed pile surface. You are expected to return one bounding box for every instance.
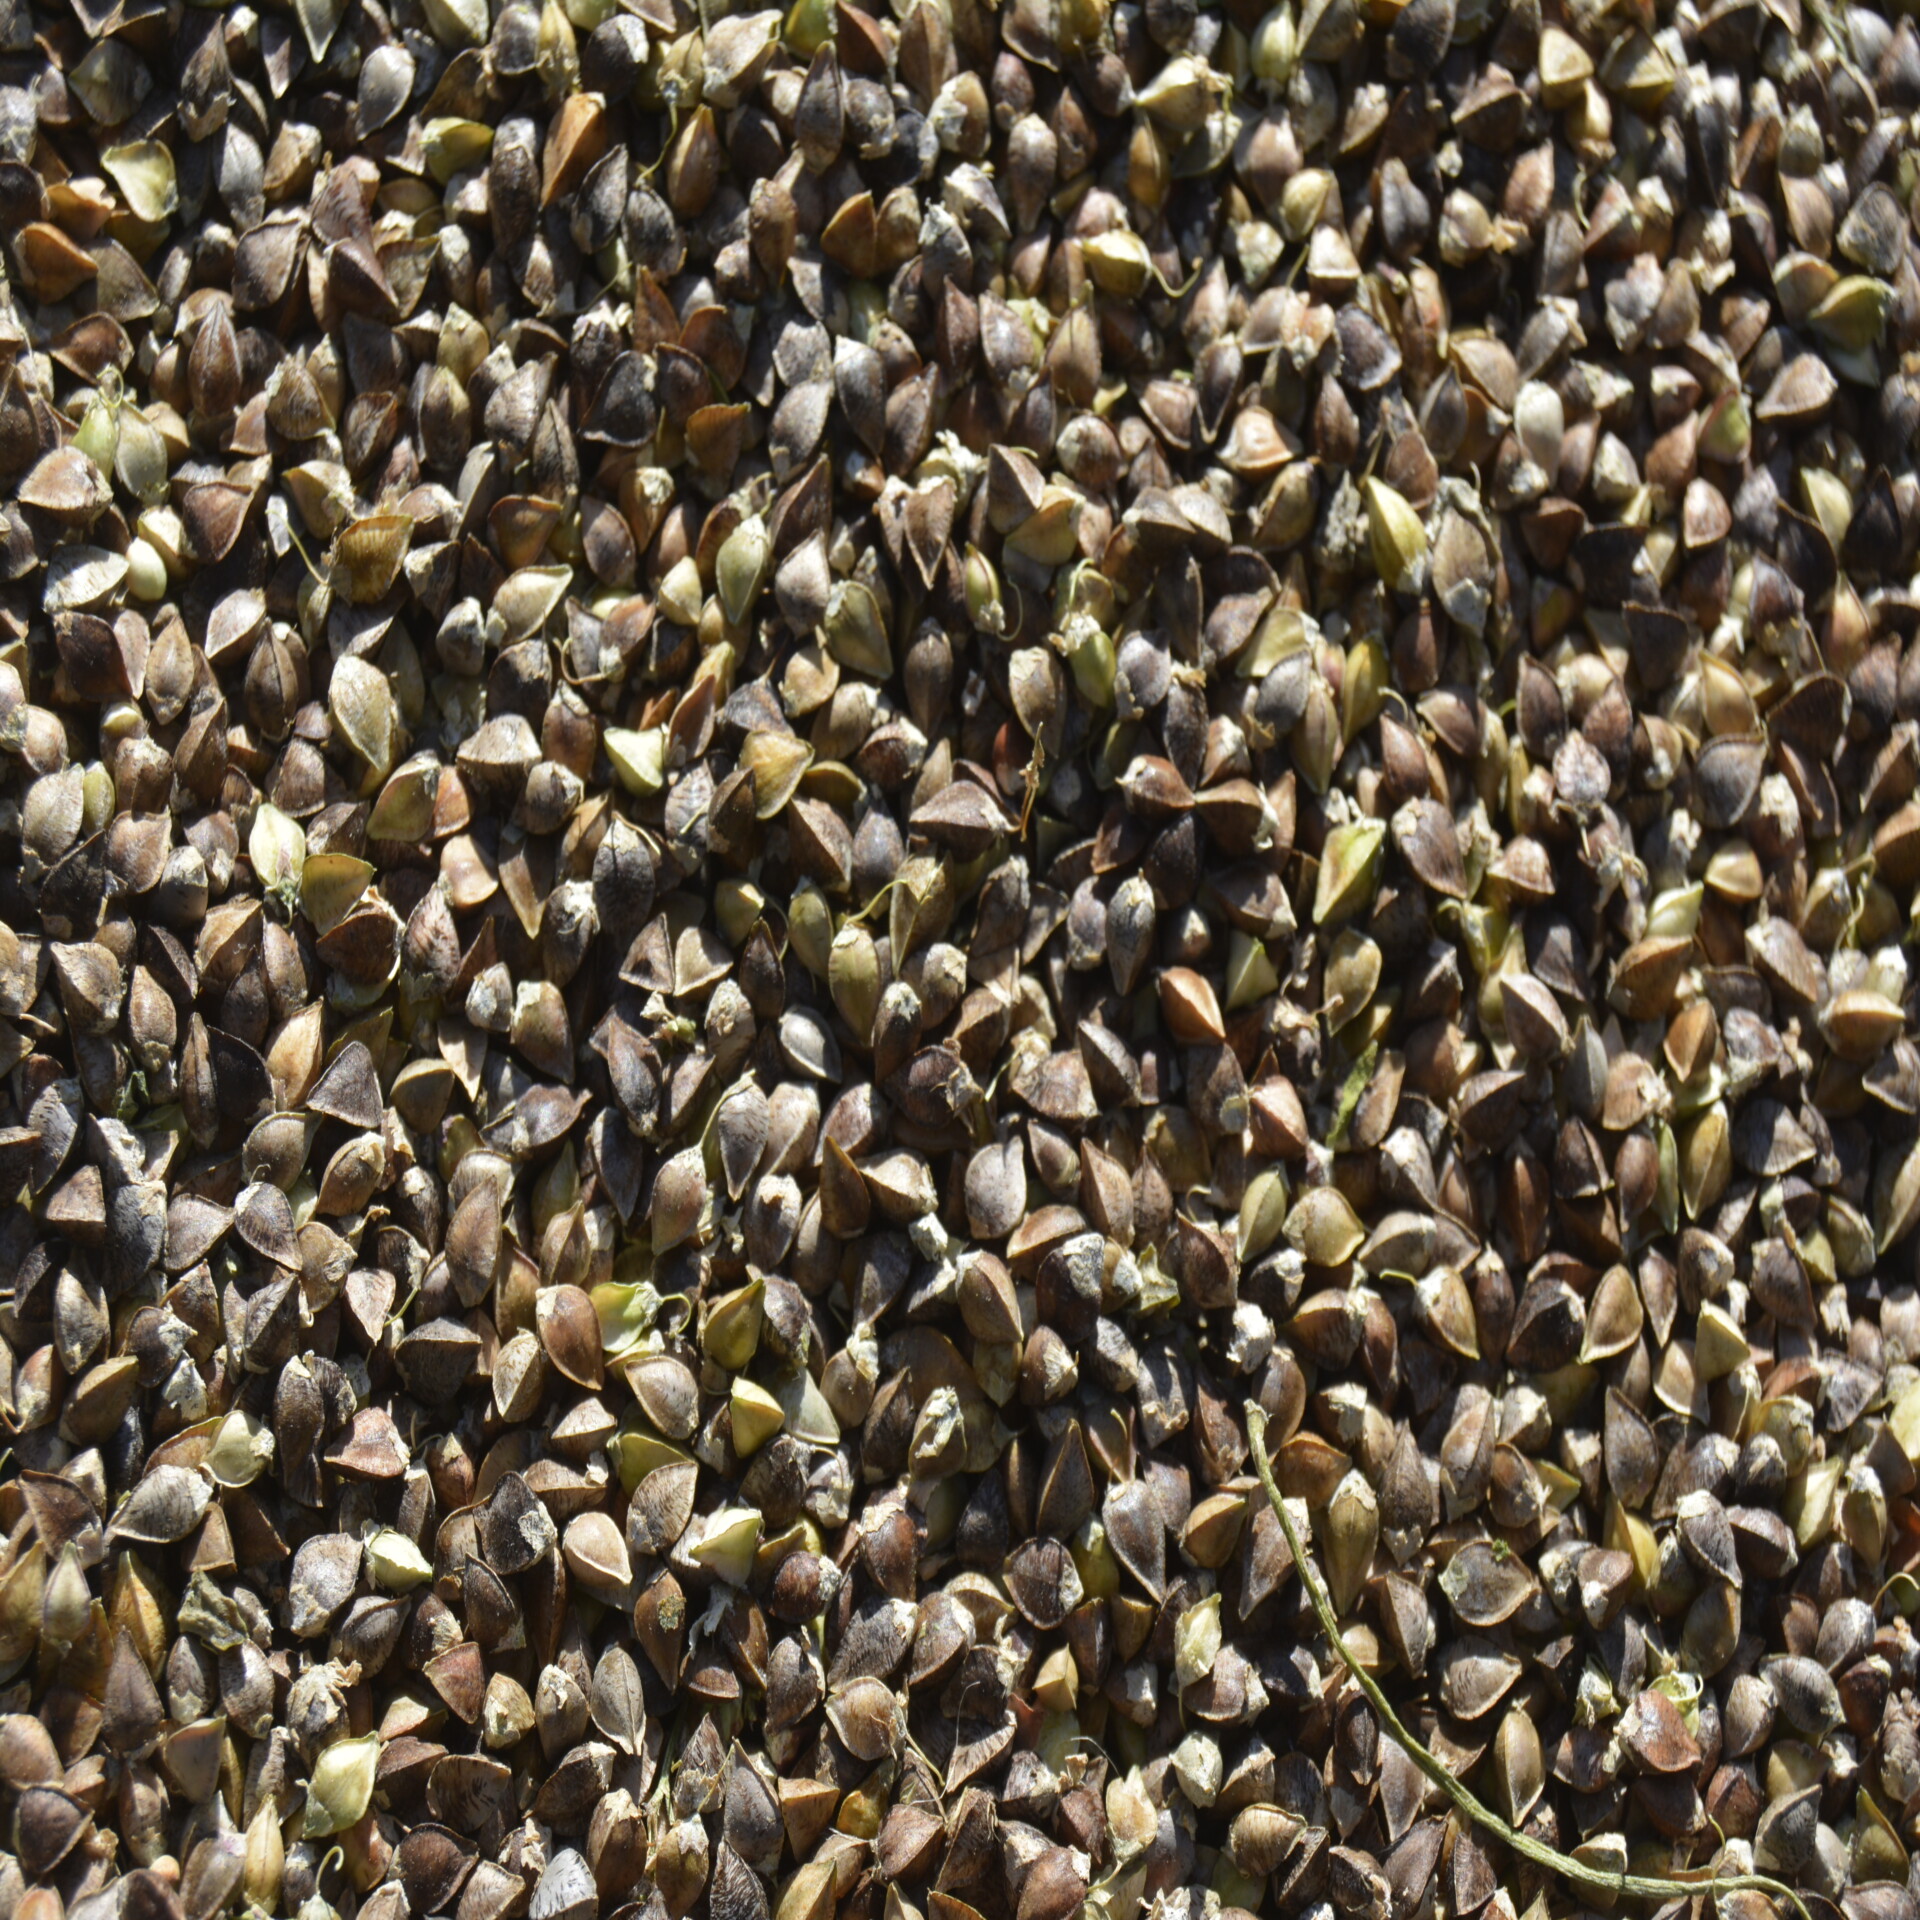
[1,1,1919,1920]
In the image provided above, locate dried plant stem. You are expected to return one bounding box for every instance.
[1801,0,1861,70]
[1244,1406,1812,1920]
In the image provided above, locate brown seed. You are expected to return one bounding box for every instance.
[536,1285,604,1390]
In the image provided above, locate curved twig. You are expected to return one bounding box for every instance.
[1244,1404,1812,1920]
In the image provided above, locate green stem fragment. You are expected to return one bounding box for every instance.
[1243,1404,1812,1920]
[1801,0,1859,75]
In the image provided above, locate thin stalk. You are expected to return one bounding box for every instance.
[1244,1404,1811,1920]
